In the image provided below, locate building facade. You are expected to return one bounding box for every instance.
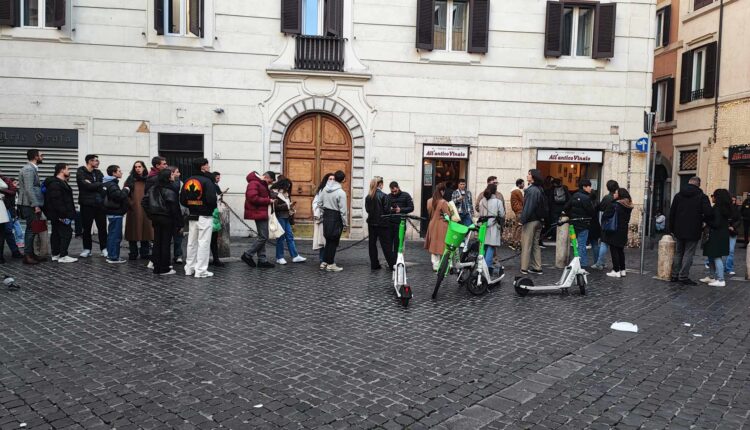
[0,0,655,238]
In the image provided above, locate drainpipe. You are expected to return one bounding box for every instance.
[712,0,724,145]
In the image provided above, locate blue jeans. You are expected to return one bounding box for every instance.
[484,245,495,273]
[173,232,184,258]
[589,235,600,265]
[3,214,19,254]
[460,213,473,227]
[595,240,609,266]
[574,229,589,267]
[704,235,737,273]
[276,217,299,260]
[106,215,123,261]
[709,257,725,281]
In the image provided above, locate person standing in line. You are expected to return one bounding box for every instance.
[699,189,732,287]
[271,177,306,265]
[77,154,108,259]
[208,171,225,267]
[725,196,740,276]
[477,183,505,274]
[365,177,395,271]
[42,163,77,264]
[425,182,451,271]
[124,161,153,261]
[519,169,546,275]
[145,156,169,193]
[547,178,570,240]
[168,166,187,265]
[386,181,414,255]
[180,159,218,278]
[241,171,277,269]
[320,171,348,272]
[149,169,184,275]
[0,171,22,260]
[312,173,332,265]
[562,179,596,268]
[510,178,525,250]
[102,165,131,264]
[669,177,712,285]
[452,178,474,227]
[602,188,633,278]
[591,180,619,270]
[741,196,750,247]
[17,149,45,265]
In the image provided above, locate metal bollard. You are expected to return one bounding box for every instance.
[555,217,570,269]
[656,234,675,280]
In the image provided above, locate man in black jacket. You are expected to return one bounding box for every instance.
[103,165,131,264]
[77,154,107,258]
[591,180,619,270]
[669,176,712,285]
[519,169,547,275]
[563,179,596,267]
[180,158,218,278]
[44,163,77,263]
[385,181,414,255]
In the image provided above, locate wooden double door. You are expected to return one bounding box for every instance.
[284,113,352,221]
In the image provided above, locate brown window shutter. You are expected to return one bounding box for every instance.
[467,0,490,53]
[325,0,343,37]
[416,0,434,50]
[694,0,713,11]
[703,42,717,99]
[544,1,563,57]
[154,0,164,35]
[0,0,18,27]
[662,6,670,47]
[281,0,301,35]
[592,3,616,59]
[189,0,203,37]
[651,82,658,113]
[665,78,675,122]
[679,51,693,104]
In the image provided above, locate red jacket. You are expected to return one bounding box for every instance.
[244,172,271,220]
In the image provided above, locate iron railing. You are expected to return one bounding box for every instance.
[690,88,704,101]
[295,35,345,72]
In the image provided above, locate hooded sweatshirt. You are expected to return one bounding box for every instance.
[320,181,348,226]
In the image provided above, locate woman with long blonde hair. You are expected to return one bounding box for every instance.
[365,176,395,270]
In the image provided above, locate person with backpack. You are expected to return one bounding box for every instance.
[43,163,77,263]
[562,179,596,267]
[77,154,108,259]
[602,188,633,278]
[124,161,153,261]
[102,165,131,264]
[148,169,184,275]
[547,178,570,240]
[365,176,395,270]
[519,169,547,275]
[320,170,348,272]
[180,159,218,278]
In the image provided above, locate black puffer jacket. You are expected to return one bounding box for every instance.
[43,177,75,221]
[563,190,596,231]
[150,186,185,230]
[102,178,130,216]
[76,166,105,207]
[668,184,711,241]
[385,191,414,224]
[365,189,391,227]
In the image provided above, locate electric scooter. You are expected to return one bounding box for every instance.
[382,213,424,307]
[459,216,505,295]
[513,218,590,296]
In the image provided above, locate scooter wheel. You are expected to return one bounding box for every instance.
[466,273,489,296]
[514,278,533,297]
[576,274,586,295]
[401,297,410,307]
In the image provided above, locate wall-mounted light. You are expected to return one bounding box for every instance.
[213,108,225,114]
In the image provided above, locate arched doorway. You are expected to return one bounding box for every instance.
[283,113,352,222]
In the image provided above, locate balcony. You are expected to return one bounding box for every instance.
[690,88,704,101]
[295,35,345,72]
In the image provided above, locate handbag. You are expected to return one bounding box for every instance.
[700,225,710,245]
[31,217,48,234]
[601,209,618,233]
[447,201,461,222]
[267,206,283,240]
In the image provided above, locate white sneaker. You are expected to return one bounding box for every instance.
[708,280,726,287]
[606,270,621,278]
[185,270,195,276]
[727,271,736,276]
[147,261,154,269]
[174,257,184,263]
[326,264,343,272]
[106,258,127,264]
[195,272,214,278]
[80,249,91,258]
[51,255,60,261]
[292,256,307,263]
[699,276,715,284]
[101,249,108,258]
[319,262,328,270]
[159,270,177,276]
[276,258,288,265]
[57,256,78,263]
[620,270,627,277]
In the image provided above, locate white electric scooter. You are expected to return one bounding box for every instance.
[513,219,589,296]
[383,213,424,307]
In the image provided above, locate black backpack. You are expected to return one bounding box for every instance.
[553,186,567,204]
[535,190,549,222]
[141,186,169,219]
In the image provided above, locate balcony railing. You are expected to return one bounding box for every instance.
[690,88,704,101]
[295,35,345,72]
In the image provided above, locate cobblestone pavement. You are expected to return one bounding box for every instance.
[1,238,749,430]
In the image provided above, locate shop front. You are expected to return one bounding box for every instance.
[728,145,750,201]
[420,145,469,236]
[537,149,603,196]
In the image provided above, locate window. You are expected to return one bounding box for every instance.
[655,6,670,48]
[656,80,667,122]
[679,43,716,104]
[694,0,713,11]
[19,0,63,28]
[158,133,204,180]
[163,0,202,36]
[434,0,468,51]
[691,47,706,101]
[655,9,664,47]
[561,5,594,56]
[302,0,324,35]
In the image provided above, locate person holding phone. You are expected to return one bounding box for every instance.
[386,181,414,255]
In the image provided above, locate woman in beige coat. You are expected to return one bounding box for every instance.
[312,172,333,263]
[425,182,451,270]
